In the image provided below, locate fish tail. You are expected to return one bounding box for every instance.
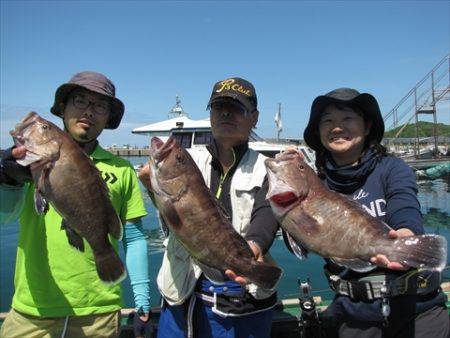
[94,247,127,284]
[249,261,283,290]
[387,234,447,271]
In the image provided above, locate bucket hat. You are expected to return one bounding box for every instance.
[50,71,124,129]
[304,88,384,151]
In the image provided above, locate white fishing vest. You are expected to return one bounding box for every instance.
[156,147,277,305]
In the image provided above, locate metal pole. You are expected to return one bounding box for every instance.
[414,90,419,158]
[394,109,397,128]
[431,71,438,154]
[277,103,281,141]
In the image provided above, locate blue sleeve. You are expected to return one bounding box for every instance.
[122,219,151,313]
[384,158,424,235]
[0,184,26,224]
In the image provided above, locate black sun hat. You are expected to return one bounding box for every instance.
[50,71,125,129]
[206,77,258,113]
[303,88,384,151]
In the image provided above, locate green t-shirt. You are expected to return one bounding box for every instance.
[11,145,147,317]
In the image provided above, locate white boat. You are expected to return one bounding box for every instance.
[132,96,316,166]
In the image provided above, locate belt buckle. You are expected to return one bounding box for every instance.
[329,275,341,291]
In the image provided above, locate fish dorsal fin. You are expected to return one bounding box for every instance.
[330,257,376,273]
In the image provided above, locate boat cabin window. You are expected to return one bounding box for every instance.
[172,132,193,148]
[194,131,213,145]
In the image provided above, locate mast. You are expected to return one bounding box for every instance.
[168,95,187,119]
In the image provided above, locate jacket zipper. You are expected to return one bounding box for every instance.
[216,149,236,199]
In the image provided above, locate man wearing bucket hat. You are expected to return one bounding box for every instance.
[139,77,281,338]
[0,71,152,338]
[302,88,448,337]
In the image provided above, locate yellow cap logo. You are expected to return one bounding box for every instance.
[216,79,252,97]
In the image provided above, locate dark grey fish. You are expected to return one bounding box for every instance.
[141,136,282,289]
[265,149,447,272]
[10,112,125,283]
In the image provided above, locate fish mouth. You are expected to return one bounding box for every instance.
[150,136,176,164]
[10,112,39,138]
[269,191,300,208]
[265,167,301,208]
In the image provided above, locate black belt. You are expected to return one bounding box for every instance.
[326,269,442,301]
[195,290,277,317]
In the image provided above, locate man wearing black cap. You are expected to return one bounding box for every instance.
[144,77,281,338]
[0,71,151,338]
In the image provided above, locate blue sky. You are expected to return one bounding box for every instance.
[1,0,449,147]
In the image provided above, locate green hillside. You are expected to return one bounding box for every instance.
[384,121,450,138]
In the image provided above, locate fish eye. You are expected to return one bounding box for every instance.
[299,164,304,170]
[42,125,48,130]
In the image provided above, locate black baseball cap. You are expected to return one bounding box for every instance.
[304,88,384,151]
[207,77,257,113]
[51,71,125,129]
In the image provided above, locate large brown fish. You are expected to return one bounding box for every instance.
[265,149,447,272]
[10,112,125,283]
[141,136,282,289]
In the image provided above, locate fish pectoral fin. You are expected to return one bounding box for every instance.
[64,224,85,252]
[34,190,48,214]
[159,179,187,202]
[107,215,123,241]
[283,230,308,260]
[159,200,183,229]
[330,257,375,273]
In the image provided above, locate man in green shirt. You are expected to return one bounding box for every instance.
[0,71,151,338]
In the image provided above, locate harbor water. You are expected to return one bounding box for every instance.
[1,157,449,312]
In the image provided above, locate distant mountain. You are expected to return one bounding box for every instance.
[384,121,450,138]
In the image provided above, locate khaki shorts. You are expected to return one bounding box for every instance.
[0,308,121,338]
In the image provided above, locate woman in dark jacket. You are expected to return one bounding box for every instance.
[302,88,448,338]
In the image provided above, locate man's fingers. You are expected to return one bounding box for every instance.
[11,146,27,159]
[387,262,408,270]
[370,254,408,270]
[225,269,248,286]
[388,229,398,239]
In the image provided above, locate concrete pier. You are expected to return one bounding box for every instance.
[107,148,150,157]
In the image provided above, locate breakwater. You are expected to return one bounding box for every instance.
[107,148,150,156]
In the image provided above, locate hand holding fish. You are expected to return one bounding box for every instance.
[138,163,153,192]
[147,136,282,289]
[225,241,263,286]
[1,145,32,186]
[265,149,447,272]
[9,112,126,283]
[11,146,27,159]
[370,228,415,270]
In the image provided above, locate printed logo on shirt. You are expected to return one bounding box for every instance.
[100,171,118,184]
[362,199,386,218]
[353,189,369,200]
[353,189,386,218]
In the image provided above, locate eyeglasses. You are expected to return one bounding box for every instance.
[72,94,110,116]
[210,101,249,117]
